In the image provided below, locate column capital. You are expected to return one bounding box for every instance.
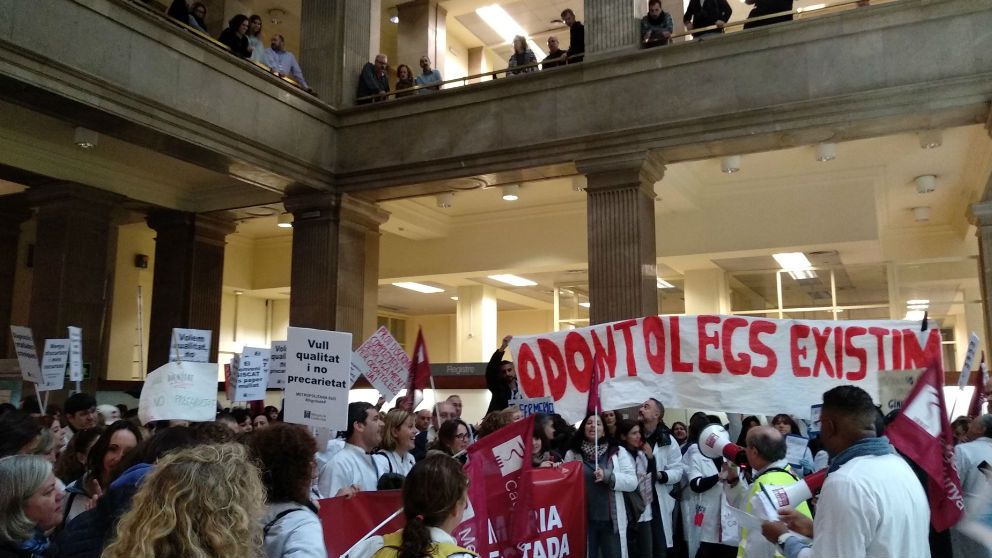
[576,151,666,195]
[968,201,992,228]
[341,194,390,231]
[26,182,124,215]
[284,191,342,224]
[146,209,236,246]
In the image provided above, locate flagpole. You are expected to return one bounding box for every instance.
[430,374,440,430]
[338,507,402,558]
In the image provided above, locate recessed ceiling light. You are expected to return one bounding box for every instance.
[772,252,812,270]
[392,282,444,294]
[579,302,591,308]
[489,274,537,286]
[788,269,818,280]
[815,143,836,162]
[277,213,293,228]
[450,296,458,301]
[501,184,519,201]
[656,278,675,289]
[721,155,741,174]
[906,299,930,305]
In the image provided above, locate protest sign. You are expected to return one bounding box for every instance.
[10,326,42,383]
[877,368,924,413]
[268,341,287,388]
[349,352,365,389]
[284,327,351,430]
[808,404,822,437]
[68,326,83,382]
[785,434,808,468]
[512,397,556,417]
[508,315,941,423]
[319,491,405,558]
[138,361,218,424]
[958,332,981,389]
[355,327,411,400]
[169,328,212,362]
[232,347,269,402]
[38,339,69,392]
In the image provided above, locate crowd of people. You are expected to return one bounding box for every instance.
[1,333,989,558]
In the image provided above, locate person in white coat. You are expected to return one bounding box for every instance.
[564,413,638,558]
[248,423,328,558]
[951,413,992,558]
[639,398,685,557]
[373,408,418,480]
[320,402,383,497]
[682,413,737,558]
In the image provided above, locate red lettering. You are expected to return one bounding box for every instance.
[642,316,666,375]
[698,315,722,374]
[868,327,889,370]
[722,318,750,375]
[749,320,778,377]
[590,327,619,379]
[790,325,811,377]
[835,326,844,379]
[536,339,568,401]
[812,327,835,378]
[892,330,902,370]
[903,329,942,369]
[517,343,544,397]
[564,332,594,392]
[844,326,868,381]
[670,317,693,372]
[613,319,639,377]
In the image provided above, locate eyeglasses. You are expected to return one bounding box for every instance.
[455,433,469,440]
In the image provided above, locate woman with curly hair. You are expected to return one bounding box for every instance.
[349,454,476,558]
[247,424,326,558]
[102,443,265,558]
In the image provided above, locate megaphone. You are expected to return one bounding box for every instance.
[698,424,748,466]
[759,469,827,510]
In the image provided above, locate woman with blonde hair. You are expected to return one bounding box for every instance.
[102,443,266,558]
[373,408,417,478]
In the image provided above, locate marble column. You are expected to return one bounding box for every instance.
[26,184,124,389]
[285,192,388,345]
[301,0,379,107]
[579,152,664,324]
[146,210,236,371]
[585,0,640,56]
[397,0,446,78]
[0,194,30,358]
[968,200,992,357]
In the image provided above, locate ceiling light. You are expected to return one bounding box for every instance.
[906,304,929,311]
[277,213,293,228]
[815,143,836,162]
[913,206,931,222]
[721,155,741,174]
[436,192,454,208]
[387,7,399,23]
[772,252,812,270]
[914,175,936,194]
[905,310,926,321]
[267,8,285,24]
[579,302,590,308]
[392,282,444,294]
[488,274,537,286]
[73,127,99,149]
[657,278,675,289]
[919,129,942,149]
[450,296,458,301]
[787,269,818,280]
[476,4,527,43]
[234,290,244,295]
[501,184,519,201]
[907,299,930,305]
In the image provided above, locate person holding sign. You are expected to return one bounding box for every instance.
[485,335,519,414]
[770,415,813,478]
[373,408,418,479]
[564,413,638,558]
[320,402,383,498]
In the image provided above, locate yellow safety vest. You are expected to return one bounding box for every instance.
[737,467,812,558]
[372,531,480,558]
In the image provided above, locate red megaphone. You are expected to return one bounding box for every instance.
[698,424,748,466]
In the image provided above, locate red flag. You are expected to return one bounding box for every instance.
[318,491,405,558]
[887,358,965,531]
[461,414,536,558]
[968,356,987,418]
[402,328,431,411]
[586,352,601,416]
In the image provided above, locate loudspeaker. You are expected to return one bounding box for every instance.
[761,469,827,509]
[698,424,748,465]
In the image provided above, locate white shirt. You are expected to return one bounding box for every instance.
[951,437,992,558]
[813,453,930,558]
[372,450,416,477]
[313,438,346,498]
[319,443,379,498]
[347,526,474,558]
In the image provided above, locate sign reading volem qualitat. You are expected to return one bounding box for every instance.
[169,328,212,363]
[285,327,351,430]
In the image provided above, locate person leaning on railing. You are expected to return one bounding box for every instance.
[742,0,794,28]
[683,0,733,39]
[507,35,538,76]
[356,54,390,104]
[642,0,674,47]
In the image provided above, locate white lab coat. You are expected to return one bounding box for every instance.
[319,443,379,498]
[651,436,685,547]
[371,449,416,478]
[681,444,726,554]
[813,453,930,558]
[261,501,328,558]
[951,437,992,558]
[564,448,639,558]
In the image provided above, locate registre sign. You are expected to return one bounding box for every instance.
[10,326,42,383]
[170,328,212,363]
[285,327,351,430]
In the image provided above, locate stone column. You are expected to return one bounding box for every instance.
[585,0,640,56]
[26,184,124,390]
[683,269,731,314]
[285,192,388,345]
[579,152,664,324]
[146,210,236,371]
[455,285,497,362]
[0,194,31,358]
[301,0,379,108]
[397,0,447,78]
[968,200,992,357]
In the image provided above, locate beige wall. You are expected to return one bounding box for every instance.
[404,313,456,363]
[105,222,156,381]
[9,219,35,334]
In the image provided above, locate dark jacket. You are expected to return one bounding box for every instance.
[542,50,568,69]
[356,62,389,105]
[567,22,585,63]
[485,348,513,415]
[742,0,794,28]
[683,0,733,36]
[218,28,251,58]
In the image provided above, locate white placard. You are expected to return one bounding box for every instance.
[785,434,808,467]
[169,328,212,363]
[958,332,982,389]
[268,341,287,388]
[233,347,270,402]
[284,327,351,430]
[38,339,69,392]
[10,326,42,383]
[355,327,411,400]
[511,397,556,417]
[808,404,822,436]
[878,368,924,413]
[139,361,219,424]
[349,352,366,389]
[67,326,83,382]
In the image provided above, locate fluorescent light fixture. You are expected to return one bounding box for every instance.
[816,143,836,162]
[501,184,519,201]
[657,278,675,289]
[721,155,741,174]
[450,296,458,301]
[476,4,527,42]
[392,282,444,294]
[526,39,547,60]
[579,302,591,308]
[488,274,537,287]
[906,299,930,305]
[787,269,818,280]
[277,213,293,228]
[907,304,929,311]
[905,310,926,321]
[772,252,812,270]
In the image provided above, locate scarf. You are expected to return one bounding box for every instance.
[581,440,607,463]
[827,436,895,474]
[19,528,50,558]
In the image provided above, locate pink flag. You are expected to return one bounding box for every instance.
[586,352,602,416]
[968,355,987,418]
[887,358,965,531]
[402,328,431,411]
